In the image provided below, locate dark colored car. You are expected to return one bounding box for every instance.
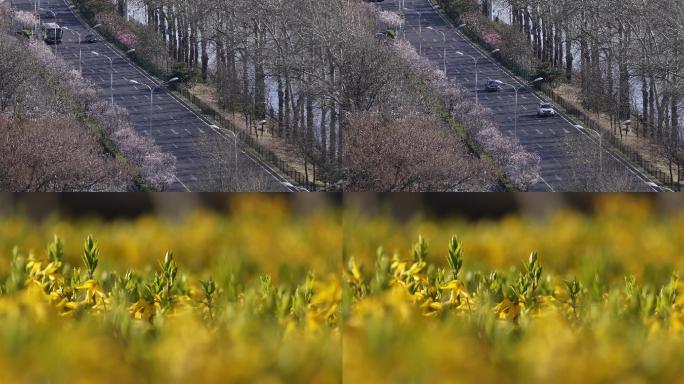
[85,33,98,43]
[485,80,502,92]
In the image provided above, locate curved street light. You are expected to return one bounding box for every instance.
[498,77,544,139]
[129,77,179,131]
[62,27,82,75]
[575,124,605,174]
[403,8,423,55]
[91,51,114,108]
[455,48,500,105]
[209,124,238,185]
[426,26,447,75]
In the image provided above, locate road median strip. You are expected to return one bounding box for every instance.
[66,0,312,191]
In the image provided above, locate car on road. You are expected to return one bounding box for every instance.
[484,80,502,92]
[85,34,98,43]
[537,102,555,117]
[42,10,56,19]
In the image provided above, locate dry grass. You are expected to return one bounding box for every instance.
[189,84,312,178]
[554,83,679,183]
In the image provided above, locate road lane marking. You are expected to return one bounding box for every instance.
[55,0,292,190]
[173,176,191,191]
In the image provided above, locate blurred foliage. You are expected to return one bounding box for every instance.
[345,195,684,281]
[343,195,684,383]
[0,195,340,383]
[0,195,340,280]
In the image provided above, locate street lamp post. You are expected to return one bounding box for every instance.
[404,8,422,55]
[33,0,40,37]
[455,48,500,106]
[129,78,179,132]
[63,27,81,75]
[576,125,604,174]
[91,51,114,108]
[499,77,544,139]
[209,124,238,184]
[426,26,447,75]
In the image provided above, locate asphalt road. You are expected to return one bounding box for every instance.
[379,0,658,191]
[11,0,292,191]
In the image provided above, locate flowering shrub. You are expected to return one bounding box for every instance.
[24,37,176,190]
[115,31,137,46]
[88,102,176,190]
[344,195,684,273]
[0,196,340,274]
[13,10,37,28]
[481,30,502,48]
[391,38,540,189]
[0,198,340,382]
[343,197,684,382]
[376,10,402,28]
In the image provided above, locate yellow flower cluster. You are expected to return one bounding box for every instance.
[0,199,341,384]
[343,227,684,383]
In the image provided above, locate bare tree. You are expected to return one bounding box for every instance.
[345,112,496,191]
[0,115,128,191]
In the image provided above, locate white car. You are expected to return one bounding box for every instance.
[537,103,555,117]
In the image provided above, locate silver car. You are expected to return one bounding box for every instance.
[537,102,555,117]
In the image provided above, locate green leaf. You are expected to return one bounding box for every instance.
[446,234,464,279]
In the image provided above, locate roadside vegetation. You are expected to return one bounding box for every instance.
[0,2,175,191]
[438,0,684,189]
[81,0,533,191]
[0,196,341,383]
[344,195,684,382]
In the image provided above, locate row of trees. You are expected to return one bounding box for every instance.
[1,4,175,191]
[501,0,683,139]
[98,0,675,191]
[109,0,358,185]
[451,0,683,185]
[100,0,508,190]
